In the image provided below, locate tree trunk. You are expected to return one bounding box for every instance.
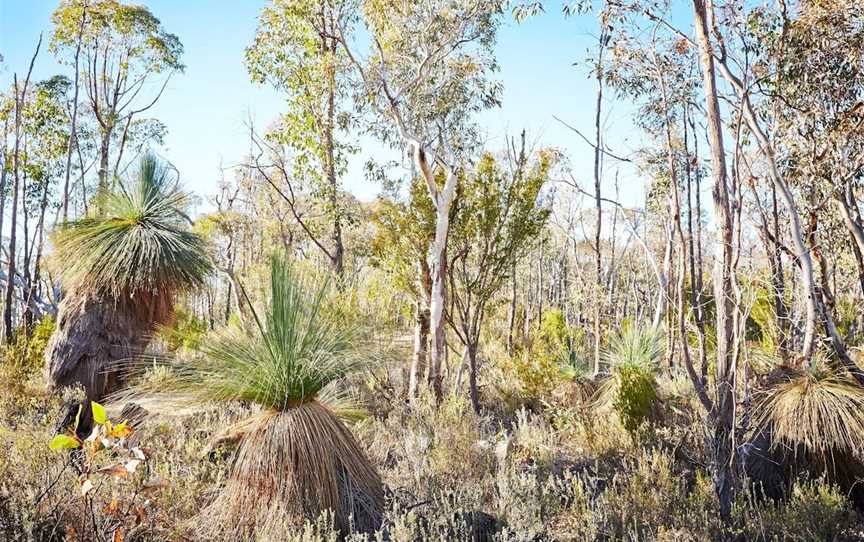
[62,5,86,223]
[0,119,8,257]
[409,258,431,399]
[771,185,790,358]
[709,31,822,364]
[21,143,33,334]
[23,173,51,334]
[652,49,711,410]
[97,127,112,199]
[414,145,458,403]
[427,210,449,401]
[836,184,864,330]
[44,295,150,400]
[507,261,517,355]
[684,108,708,381]
[323,6,344,280]
[591,29,607,377]
[652,225,673,329]
[693,0,737,521]
[466,339,480,414]
[4,64,37,343]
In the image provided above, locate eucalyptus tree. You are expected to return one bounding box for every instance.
[339,0,504,399]
[50,0,183,197]
[602,22,711,402]
[245,0,359,279]
[749,1,864,341]
[691,0,738,520]
[4,35,42,343]
[448,146,551,413]
[19,76,73,330]
[370,178,436,399]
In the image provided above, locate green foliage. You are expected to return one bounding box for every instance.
[4,316,56,374]
[20,76,71,201]
[358,0,503,148]
[505,309,584,401]
[245,0,356,221]
[747,283,776,349]
[52,153,212,300]
[600,326,663,433]
[161,308,208,353]
[604,325,663,370]
[739,479,859,542]
[51,0,184,73]
[450,152,551,301]
[91,401,107,425]
[510,345,565,401]
[369,176,436,296]
[613,364,659,433]
[128,257,368,414]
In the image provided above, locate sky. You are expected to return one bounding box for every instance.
[0,1,645,212]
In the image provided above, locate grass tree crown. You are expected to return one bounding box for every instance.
[131,257,368,414]
[52,153,212,302]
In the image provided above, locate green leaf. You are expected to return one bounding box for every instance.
[49,434,81,451]
[91,401,107,425]
[73,404,82,430]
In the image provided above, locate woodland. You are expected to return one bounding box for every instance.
[2,0,864,540]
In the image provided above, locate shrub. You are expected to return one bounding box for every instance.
[4,315,55,374]
[160,308,208,352]
[738,479,860,541]
[596,326,663,434]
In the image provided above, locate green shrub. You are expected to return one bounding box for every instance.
[613,363,658,433]
[597,326,663,434]
[738,479,860,541]
[503,309,588,403]
[4,316,55,374]
[160,308,208,352]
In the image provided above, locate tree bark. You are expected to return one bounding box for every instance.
[836,183,864,311]
[651,44,711,411]
[323,4,344,280]
[97,127,112,198]
[466,339,479,414]
[507,261,517,355]
[427,203,451,401]
[62,6,86,223]
[0,124,7,262]
[413,146,458,402]
[5,37,42,343]
[692,0,737,521]
[408,258,431,399]
[591,28,607,377]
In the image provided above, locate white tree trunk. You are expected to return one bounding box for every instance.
[426,179,456,399]
[412,145,458,401]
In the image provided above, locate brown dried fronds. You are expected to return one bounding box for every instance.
[195,401,383,539]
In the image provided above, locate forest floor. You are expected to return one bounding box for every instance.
[2,350,864,541]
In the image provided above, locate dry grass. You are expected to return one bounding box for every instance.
[196,401,383,540]
[754,364,864,460]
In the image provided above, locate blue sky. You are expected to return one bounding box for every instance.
[0,1,644,210]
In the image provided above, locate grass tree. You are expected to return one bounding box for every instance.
[749,359,864,500]
[125,256,383,537]
[44,153,211,400]
[595,325,663,434]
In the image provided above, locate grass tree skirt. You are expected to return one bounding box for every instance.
[745,364,864,507]
[196,402,384,539]
[43,294,151,400]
